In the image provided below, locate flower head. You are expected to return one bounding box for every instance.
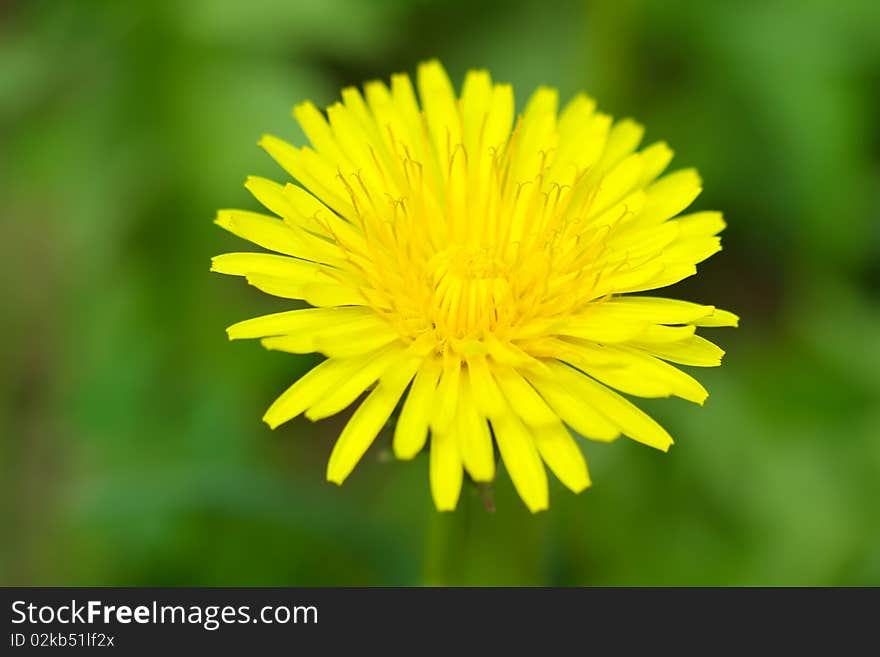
[212,60,737,512]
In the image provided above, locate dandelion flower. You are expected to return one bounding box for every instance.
[212,60,737,512]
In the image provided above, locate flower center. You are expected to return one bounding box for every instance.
[438,245,506,280]
[425,245,515,344]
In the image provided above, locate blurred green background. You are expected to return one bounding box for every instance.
[2,0,879,586]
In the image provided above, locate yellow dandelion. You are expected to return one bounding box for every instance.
[212,60,737,512]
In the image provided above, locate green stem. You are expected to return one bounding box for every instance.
[422,492,477,586]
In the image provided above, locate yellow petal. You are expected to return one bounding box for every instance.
[524,369,620,442]
[601,296,717,324]
[258,135,355,218]
[663,236,722,265]
[510,86,558,186]
[493,365,559,426]
[555,311,648,343]
[327,98,388,198]
[293,101,350,169]
[465,354,507,419]
[545,361,674,451]
[389,72,428,166]
[363,78,397,140]
[429,356,461,434]
[483,333,548,372]
[261,319,400,359]
[483,82,515,155]
[633,335,726,367]
[305,344,406,421]
[281,183,364,249]
[327,358,420,484]
[533,421,591,493]
[675,211,726,237]
[417,59,461,174]
[589,153,645,218]
[637,141,674,186]
[693,308,739,328]
[429,430,463,511]
[640,168,702,224]
[226,307,373,340]
[211,252,320,278]
[598,262,698,296]
[601,215,678,255]
[263,358,353,429]
[636,324,697,343]
[244,176,298,219]
[460,69,493,158]
[551,94,606,183]
[393,357,441,460]
[243,273,364,307]
[556,342,709,404]
[214,210,306,259]
[455,375,495,482]
[491,413,549,513]
[595,118,644,174]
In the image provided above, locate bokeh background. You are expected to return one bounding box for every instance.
[2,0,879,586]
